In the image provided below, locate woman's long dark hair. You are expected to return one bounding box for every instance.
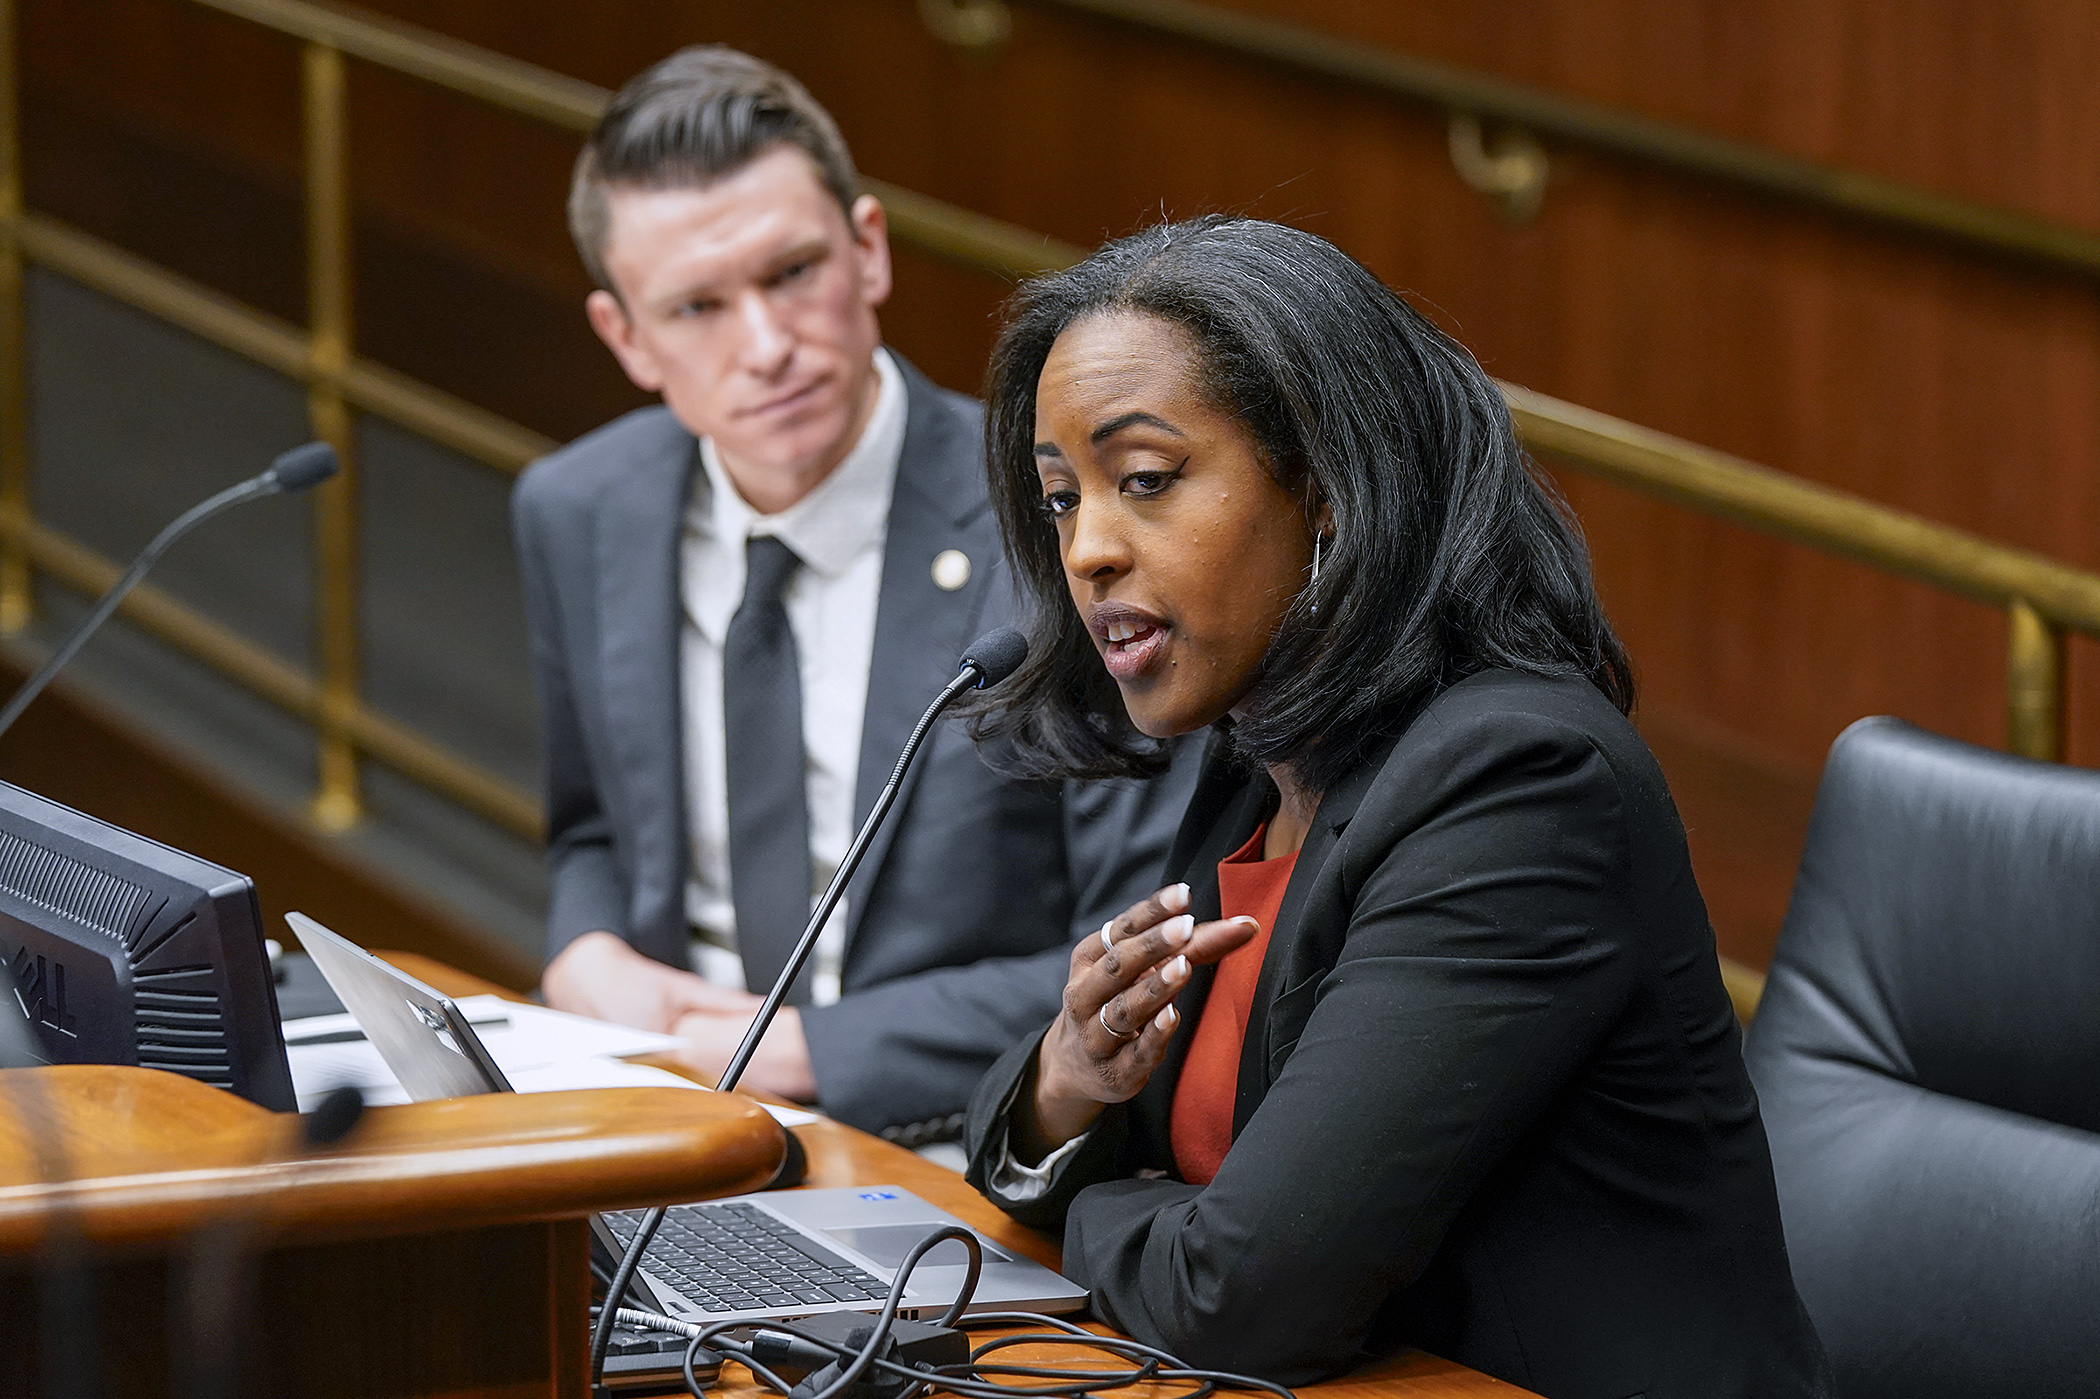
[974,216,1633,794]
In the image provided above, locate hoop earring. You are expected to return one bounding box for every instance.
[1309,532,1324,615]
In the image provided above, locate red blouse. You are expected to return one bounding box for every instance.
[1168,824,1298,1186]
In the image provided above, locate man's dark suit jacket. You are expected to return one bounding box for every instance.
[512,358,1193,1135]
[965,670,1832,1399]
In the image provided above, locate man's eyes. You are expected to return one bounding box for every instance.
[667,262,812,317]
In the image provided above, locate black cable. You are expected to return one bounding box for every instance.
[637,1224,981,1399]
[916,1357,1165,1398]
[607,1248,1293,1399]
[793,1226,980,1399]
[701,1337,799,1396]
[736,1303,1277,1399]
[924,1226,983,1329]
[689,1331,781,1398]
[958,1341,1199,1399]
[956,1311,1098,1335]
[591,1203,667,1393]
[1162,1370,1294,1399]
[948,1357,1162,1385]
[960,1313,1295,1399]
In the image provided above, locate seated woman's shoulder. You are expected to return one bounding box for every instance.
[1373,668,1674,822]
[1423,667,1644,751]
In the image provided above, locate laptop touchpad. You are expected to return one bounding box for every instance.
[824,1224,1011,1268]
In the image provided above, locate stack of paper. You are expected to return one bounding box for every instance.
[282,993,817,1126]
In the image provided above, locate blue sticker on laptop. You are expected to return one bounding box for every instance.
[858,1190,898,1202]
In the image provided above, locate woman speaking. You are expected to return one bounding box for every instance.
[962,218,1830,1399]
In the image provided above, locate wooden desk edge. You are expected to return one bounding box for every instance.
[0,1066,785,1249]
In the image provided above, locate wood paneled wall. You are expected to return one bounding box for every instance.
[21,0,2100,966]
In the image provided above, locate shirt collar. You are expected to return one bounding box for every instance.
[695,348,904,582]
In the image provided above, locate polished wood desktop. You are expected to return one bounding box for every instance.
[0,952,1533,1398]
[396,953,1537,1399]
[0,1056,784,1398]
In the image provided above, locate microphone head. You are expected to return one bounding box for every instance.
[265,441,340,494]
[960,627,1029,688]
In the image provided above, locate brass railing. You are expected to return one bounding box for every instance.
[0,0,1079,842]
[1004,0,2100,274]
[2,0,2096,1013]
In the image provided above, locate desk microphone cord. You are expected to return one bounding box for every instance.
[606,1225,1296,1399]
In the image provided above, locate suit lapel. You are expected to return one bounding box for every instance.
[594,434,698,964]
[1131,758,1270,1161]
[844,361,990,938]
[1231,736,1395,1136]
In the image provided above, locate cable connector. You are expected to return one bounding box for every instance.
[754,1313,968,1399]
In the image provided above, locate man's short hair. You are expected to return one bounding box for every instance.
[569,46,860,294]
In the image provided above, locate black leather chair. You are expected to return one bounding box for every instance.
[1744,716,2100,1399]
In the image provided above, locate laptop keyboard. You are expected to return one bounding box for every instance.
[606,1201,888,1314]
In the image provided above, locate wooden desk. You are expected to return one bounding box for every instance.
[0,992,784,1397]
[390,953,1536,1399]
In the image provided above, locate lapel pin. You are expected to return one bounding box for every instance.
[932,549,971,592]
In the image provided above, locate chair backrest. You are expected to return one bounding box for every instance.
[1743,716,2100,1399]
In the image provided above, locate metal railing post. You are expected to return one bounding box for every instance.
[2006,599,2066,762]
[302,41,361,830]
[0,0,30,636]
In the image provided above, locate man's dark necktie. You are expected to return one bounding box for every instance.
[724,535,815,1004]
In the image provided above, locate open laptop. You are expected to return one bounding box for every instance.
[287,912,1086,1379]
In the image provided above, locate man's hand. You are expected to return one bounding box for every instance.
[671,1006,817,1103]
[541,931,760,1032]
[540,931,817,1102]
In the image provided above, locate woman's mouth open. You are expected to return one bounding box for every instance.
[1098,615,1169,680]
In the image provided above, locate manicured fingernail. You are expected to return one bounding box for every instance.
[1162,883,1191,912]
[1155,1005,1178,1031]
[1162,954,1190,984]
[1236,917,1261,933]
[1164,915,1194,945]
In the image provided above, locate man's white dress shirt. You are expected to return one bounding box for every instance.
[679,350,905,1005]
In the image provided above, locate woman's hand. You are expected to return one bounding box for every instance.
[1016,883,1260,1162]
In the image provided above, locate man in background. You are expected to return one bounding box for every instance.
[512,47,1192,1139]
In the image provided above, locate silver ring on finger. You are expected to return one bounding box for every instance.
[1099,922,1116,954]
[1098,1004,1139,1042]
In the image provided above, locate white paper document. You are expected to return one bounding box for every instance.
[283,993,818,1126]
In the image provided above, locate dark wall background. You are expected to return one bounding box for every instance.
[19,0,2100,969]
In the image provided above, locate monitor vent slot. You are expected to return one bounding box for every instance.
[129,909,195,964]
[135,963,231,1088]
[0,830,149,944]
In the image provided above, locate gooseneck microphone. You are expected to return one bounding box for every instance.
[589,626,1031,1393]
[716,624,1028,1096]
[0,441,340,741]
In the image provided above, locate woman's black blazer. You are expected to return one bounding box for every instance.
[964,670,1831,1399]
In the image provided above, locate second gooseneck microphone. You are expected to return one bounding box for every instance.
[715,624,1028,1096]
[589,626,1030,1392]
[0,440,339,742]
